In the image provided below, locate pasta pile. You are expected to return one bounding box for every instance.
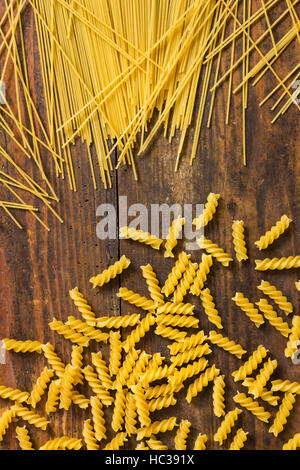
[1,192,300,450]
[0,1,299,228]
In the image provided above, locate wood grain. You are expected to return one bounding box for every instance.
[0,1,300,450]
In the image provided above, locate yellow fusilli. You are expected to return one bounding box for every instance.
[213,375,226,418]
[232,220,248,262]
[200,288,223,329]
[285,315,300,359]
[197,238,233,267]
[162,252,191,297]
[69,287,97,325]
[232,292,264,328]
[16,426,34,450]
[141,264,164,304]
[255,215,292,250]
[214,408,242,445]
[256,299,291,337]
[233,392,271,423]
[232,345,269,382]
[174,419,191,450]
[186,365,220,403]
[255,256,300,271]
[90,255,131,288]
[229,428,248,450]
[28,367,54,408]
[120,226,163,250]
[248,358,278,398]
[258,280,293,315]
[193,193,220,229]
[164,217,185,258]
[209,331,247,359]
[269,392,296,437]
[190,254,213,296]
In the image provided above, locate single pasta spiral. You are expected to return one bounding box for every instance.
[59,364,78,411]
[271,379,300,395]
[39,437,82,450]
[233,392,271,423]
[269,392,296,436]
[69,287,97,325]
[91,352,114,390]
[249,358,278,398]
[282,433,300,450]
[190,254,213,296]
[136,417,178,441]
[213,375,226,418]
[117,287,156,311]
[90,255,131,288]
[71,345,84,385]
[232,220,248,262]
[197,238,233,267]
[169,358,209,386]
[28,367,54,408]
[95,314,141,329]
[258,280,293,315]
[132,383,151,428]
[49,318,90,347]
[0,407,16,441]
[232,345,268,382]
[255,256,300,271]
[141,264,164,304]
[193,193,220,229]
[0,385,29,404]
[71,392,90,409]
[255,215,292,250]
[123,313,156,353]
[209,331,247,359]
[174,419,191,450]
[16,426,34,450]
[148,394,177,412]
[141,364,177,384]
[2,338,43,354]
[214,408,242,445]
[232,292,264,328]
[168,331,207,355]
[194,434,208,450]
[112,388,127,432]
[11,404,49,431]
[90,395,107,441]
[200,288,223,330]
[162,252,191,297]
[172,261,198,303]
[46,380,61,414]
[229,429,248,450]
[155,324,187,342]
[147,436,168,450]
[186,365,220,403]
[42,343,66,378]
[156,313,199,329]
[285,316,300,359]
[109,331,122,376]
[67,316,109,343]
[83,366,114,406]
[125,393,138,436]
[256,299,291,337]
[145,383,183,400]
[157,302,195,316]
[164,217,185,258]
[120,226,163,250]
[103,432,128,450]
[170,343,211,367]
[83,419,99,451]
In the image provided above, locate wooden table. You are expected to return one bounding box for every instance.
[0,2,300,450]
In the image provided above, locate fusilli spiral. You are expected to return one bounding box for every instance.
[255,256,300,271]
[90,395,107,441]
[83,419,99,451]
[16,426,34,450]
[90,255,131,288]
[28,367,54,408]
[258,280,293,315]
[200,288,223,329]
[232,292,264,328]
[186,365,220,403]
[214,408,242,445]
[232,345,268,382]
[120,226,163,250]
[209,331,247,359]
[197,238,233,267]
[69,287,97,325]
[193,193,220,229]
[162,252,191,297]
[232,220,248,262]
[229,428,248,450]
[164,217,185,258]
[248,358,278,398]
[233,392,271,423]
[213,375,226,418]
[256,299,291,337]
[269,392,296,436]
[255,215,292,250]
[117,287,156,311]
[190,254,213,296]
[174,419,191,450]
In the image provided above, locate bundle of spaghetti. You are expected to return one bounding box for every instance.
[83,419,99,451]
[94,314,141,329]
[162,252,191,297]
[232,220,248,262]
[11,404,49,431]
[170,343,212,367]
[258,281,293,315]
[233,392,271,423]
[271,380,300,395]
[190,254,213,296]
[232,292,264,328]
[0,385,29,404]
[241,378,280,407]
[0,407,16,441]
[232,345,269,382]
[168,331,207,355]
[46,380,61,414]
[90,255,131,288]
[156,313,199,329]
[148,395,177,413]
[82,365,113,406]
[156,302,195,316]
[16,426,34,451]
[228,428,248,450]
[109,331,122,376]
[197,238,233,267]
[248,358,278,398]
[200,288,223,329]
[193,193,220,230]
[103,433,127,451]
[169,358,209,386]
[120,227,163,251]
[90,396,107,441]
[136,417,178,441]
[213,375,226,418]
[155,324,187,342]
[269,392,296,437]
[209,331,247,359]
[285,316,300,359]
[28,367,54,408]
[213,408,242,445]
[256,299,291,337]
[194,434,208,450]
[164,217,185,258]
[186,365,220,403]
[91,352,114,390]
[2,338,43,354]
[282,434,300,450]
[172,261,198,303]
[255,215,292,250]
[141,264,164,304]
[66,316,109,343]
[255,256,300,271]
[117,287,156,312]
[49,318,90,346]
[174,420,191,450]
[69,287,97,325]
[147,437,168,450]
[39,437,82,451]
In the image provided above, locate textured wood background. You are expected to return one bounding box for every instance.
[0,2,300,450]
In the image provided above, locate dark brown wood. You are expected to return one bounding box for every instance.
[0,1,300,450]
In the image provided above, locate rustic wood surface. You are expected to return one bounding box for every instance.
[0,2,300,450]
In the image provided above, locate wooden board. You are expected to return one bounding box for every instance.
[0,2,300,450]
